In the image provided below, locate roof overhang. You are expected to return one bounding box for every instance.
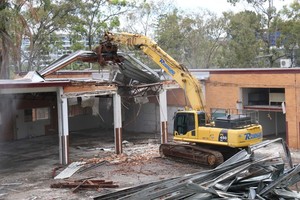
[0,81,71,94]
[189,68,300,74]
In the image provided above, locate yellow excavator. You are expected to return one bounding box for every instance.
[97,32,263,166]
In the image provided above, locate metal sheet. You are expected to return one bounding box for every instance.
[39,51,97,76]
[93,138,300,200]
[273,188,300,198]
[54,161,86,179]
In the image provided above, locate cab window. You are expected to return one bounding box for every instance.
[174,113,195,135]
[198,112,206,126]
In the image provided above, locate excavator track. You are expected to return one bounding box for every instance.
[159,143,224,167]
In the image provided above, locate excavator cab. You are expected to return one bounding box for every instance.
[174,112,194,135]
[173,111,207,136]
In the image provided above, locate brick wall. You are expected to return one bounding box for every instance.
[205,71,300,149]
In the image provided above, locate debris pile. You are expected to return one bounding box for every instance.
[81,144,159,166]
[51,143,159,193]
[94,138,300,199]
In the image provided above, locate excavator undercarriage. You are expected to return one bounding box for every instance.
[159,143,225,166]
[159,142,244,167]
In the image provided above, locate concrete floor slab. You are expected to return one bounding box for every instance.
[0,129,299,199]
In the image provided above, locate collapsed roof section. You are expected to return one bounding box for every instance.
[38,50,160,86]
[38,51,98,77]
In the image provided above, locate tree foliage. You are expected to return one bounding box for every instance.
[1,0,299,78]
[226,0,298,67]
[22,0,79,71]
[155,9,184,62]
[276,1,300,66]
[0,0,12,78]
[220,11,262,67]
[121,0,175,36]
[155,9,226,68]
[0,0,79,76]
[70,0,130,51]
[0,0,135,76]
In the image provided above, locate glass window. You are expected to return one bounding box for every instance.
[198,112,206,126]
[34,107,50,121]
[24,109,33,122]
[24,107,50,122]
[187,114,195,131]
[174,113,195,135]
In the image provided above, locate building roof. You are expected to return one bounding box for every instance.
[2,67,300,91]
[189,68,300,74]
[0,71,72,89]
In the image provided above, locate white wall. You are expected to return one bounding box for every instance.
[16,110,50,139]
[124,102,182,134]
[69,115,102,131]
[68,97,113,131]
[124,103,158,133]
[98,97,114,129]
[259,111,286,136]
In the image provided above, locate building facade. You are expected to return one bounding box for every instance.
[2,68,300,151]
[204,68,300,149]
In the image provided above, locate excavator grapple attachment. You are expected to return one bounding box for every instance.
[159,143,224,167]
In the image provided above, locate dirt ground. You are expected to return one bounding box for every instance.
[0,129,299,200]
[0,130,208,200]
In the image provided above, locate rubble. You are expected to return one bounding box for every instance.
[79,143,160,166]
[94,138,300,199]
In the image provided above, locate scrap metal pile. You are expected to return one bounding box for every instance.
[94,138,300,200]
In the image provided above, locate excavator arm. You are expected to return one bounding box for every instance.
[102,32,205,111]
[98,32,263,167]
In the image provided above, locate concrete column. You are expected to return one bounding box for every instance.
[113,93,122,154]
[57,88,69,165]
[159,89,168,144]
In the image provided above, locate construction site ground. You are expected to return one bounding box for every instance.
[0,129,300,200]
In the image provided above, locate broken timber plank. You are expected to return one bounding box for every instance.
[51,179,118,192]
[72,180,87,193]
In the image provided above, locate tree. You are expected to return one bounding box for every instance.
[220,11,262,68]
[70,0,130,52]
[183,11,226,68]
[155,9,185,63]
[0,0,11,78]
[0,0,80,75]
[155,9,226,68]
[227,0,288,67]
[121,0,174,37]
[65,0,132,70]
[21,0,79,71]
[276,1,300,67]
[1,0,131,75]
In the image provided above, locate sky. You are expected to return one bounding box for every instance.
[175,0,297,15]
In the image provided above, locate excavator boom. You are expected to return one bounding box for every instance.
[103,32,205,111]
